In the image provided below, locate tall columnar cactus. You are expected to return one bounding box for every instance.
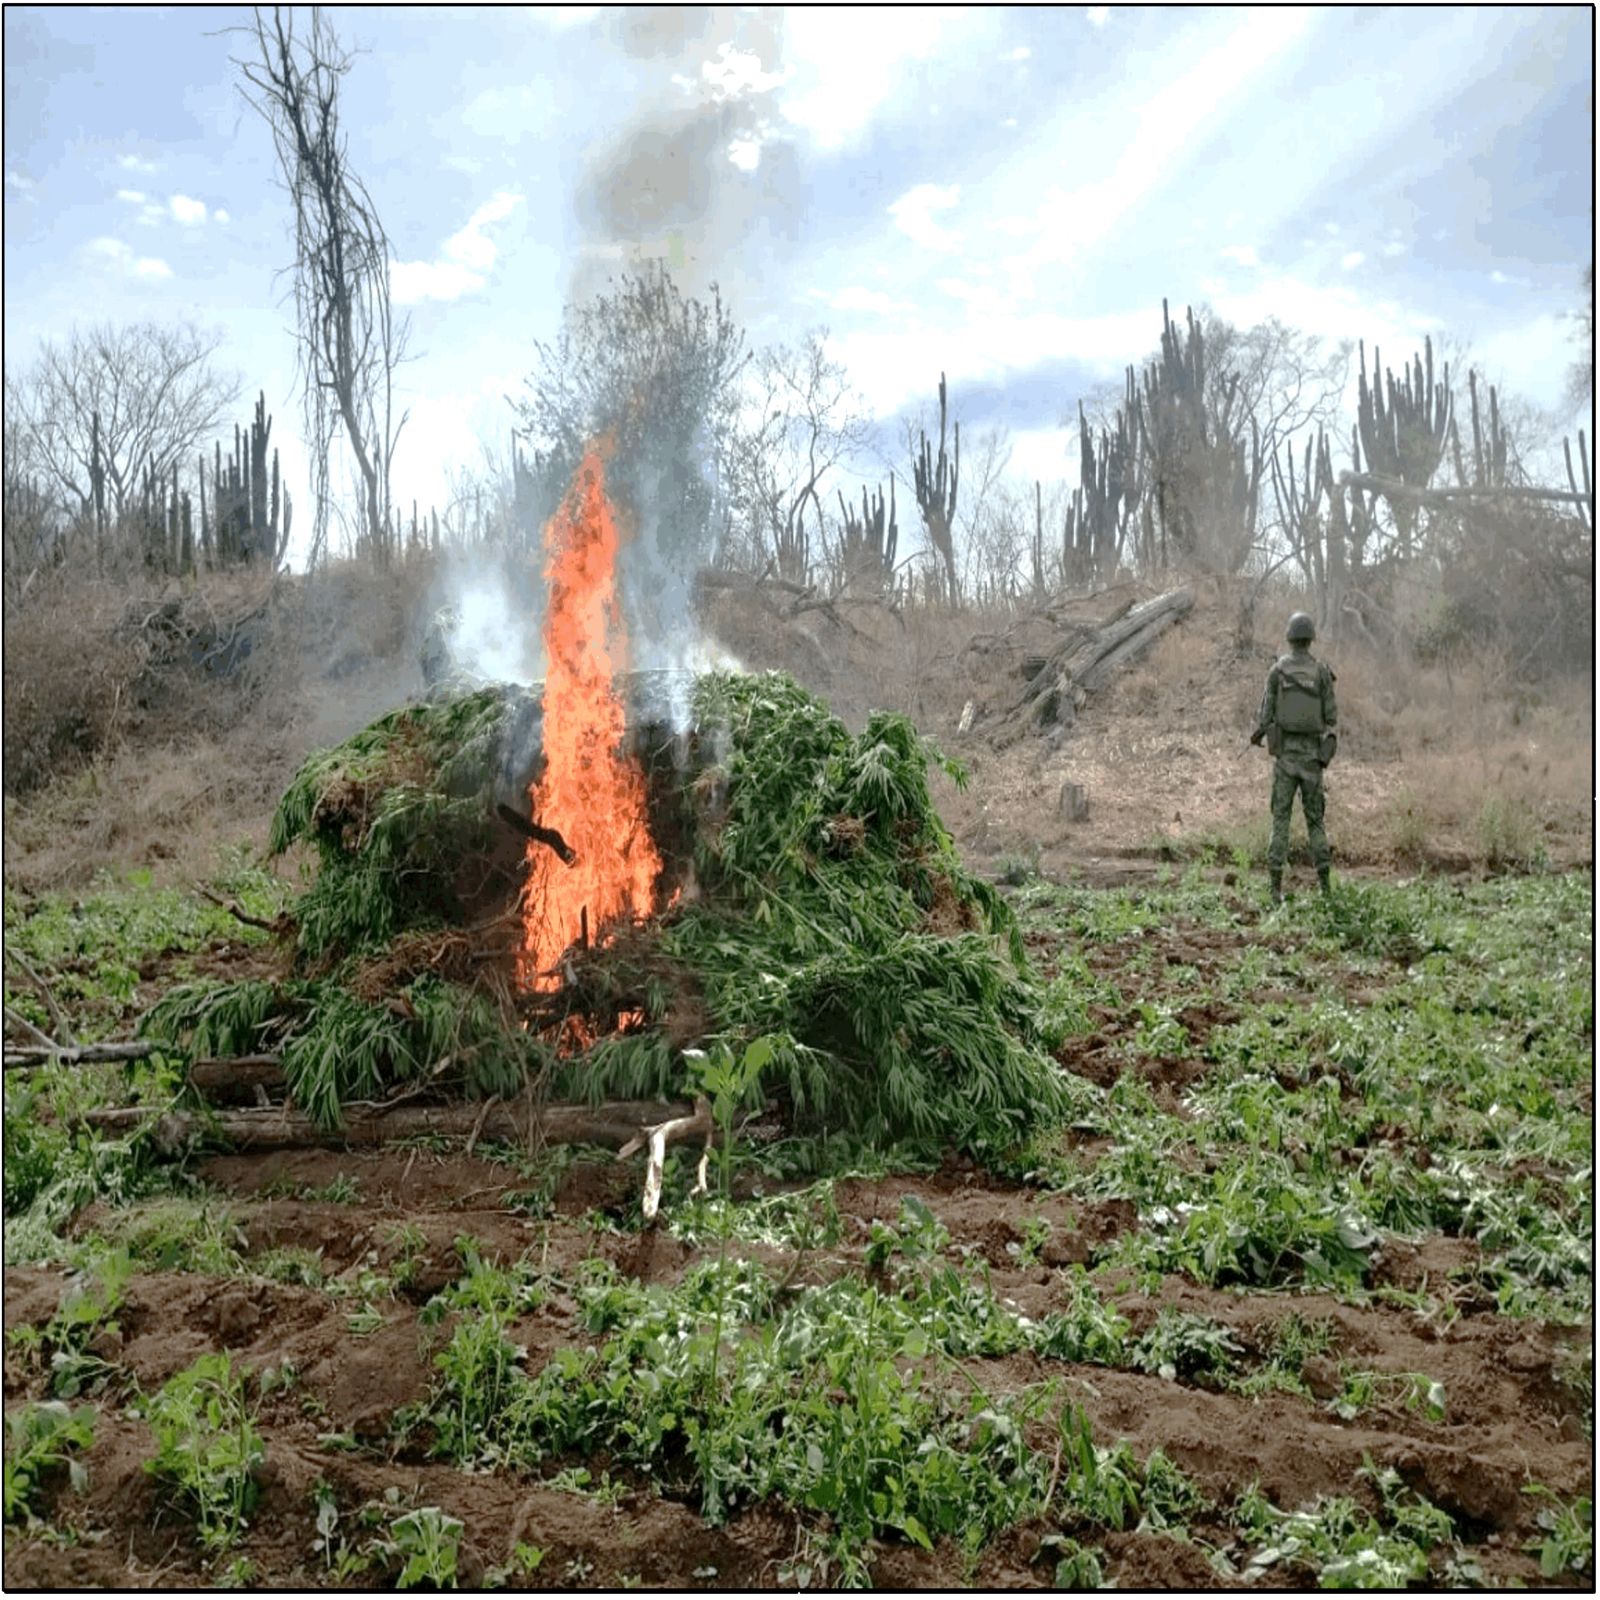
[836,476,898,594]
[1355,336,1451,551]
[1131,301,1260,573]
[1063,395,1140,584]
[199,392,286,568]
[912,373,960,605]
[1449,369,1509,490]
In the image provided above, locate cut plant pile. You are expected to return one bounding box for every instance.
[138,671,1069,1154]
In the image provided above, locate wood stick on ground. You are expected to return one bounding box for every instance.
[4,948,75,1046]
[615,1094,715,1222]
[194,884,288,934]
[82,1097,698,1157]
[6,1039,161,1070]
[4,1005,59,1053]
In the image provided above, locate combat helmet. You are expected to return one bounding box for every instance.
[1286,611,1316,643]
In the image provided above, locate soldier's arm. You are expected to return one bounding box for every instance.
[1322,663,1338,730]
[1251,666,1278,742]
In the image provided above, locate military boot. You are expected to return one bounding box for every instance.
[1269,870,1283,907]
[1317,868,1332,897]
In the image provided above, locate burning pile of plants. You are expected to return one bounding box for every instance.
[142,448,1072,1158]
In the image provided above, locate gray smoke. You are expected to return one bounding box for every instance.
[570,5,796,308]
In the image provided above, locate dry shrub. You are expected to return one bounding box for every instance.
[3,574,142,795]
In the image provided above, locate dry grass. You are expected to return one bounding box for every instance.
[4,563,1588,891]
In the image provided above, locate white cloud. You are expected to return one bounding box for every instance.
[135,202,167,227]
[532,6,599,27]
[888,183,961,251]
[1220,244,1260,268]
[825,285,910,315]
[213,209,230,225]
[1341,250,1366,270]
[1001,9,1314,289]
[86,236,173,280]
[780,7,970,149]
[1002,117,1019,129]
[115,187,146,204]
[1381,240,1406,257]
[727,136,764,172]
[391,190,523,304]
[1488,268,1530,287]
[169,193,208,226]
[6,170,37,194]
[697,43,787,101]
[117,153,159,175]
[1086,6,1111,25]
[824,304,1162,417]
[1474,313,1571,408]
[1006,46,1032,61]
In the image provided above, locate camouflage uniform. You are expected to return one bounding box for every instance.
[419,605,463,696]
[1251,636,1337,893]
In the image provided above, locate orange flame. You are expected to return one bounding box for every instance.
[517,445,661,992]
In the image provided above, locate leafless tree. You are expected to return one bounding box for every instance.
[1567,263,1594,415]
[4,321,240,559]
[727,331,869,584]
[513,263,747,571]
[236,5,408,567]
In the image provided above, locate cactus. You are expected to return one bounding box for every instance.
[912,373,960,605]
[1131,301,1259,573]
[1449,369,1509,491]
[1355,336,1451,551]
[837,476,898,594]
[1064,394,1139,584]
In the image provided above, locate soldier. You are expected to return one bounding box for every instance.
[419,603,462,695]
[1250,611,1338,905]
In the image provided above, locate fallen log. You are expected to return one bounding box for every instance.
[1005,587,1193,733]
[82,1097,698,1157]
[186,1055,286,1104]
[5,1039,161,1070]
[1338,470,1593,508]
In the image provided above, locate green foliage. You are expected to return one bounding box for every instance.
[1233,1463,1456,1589]
[1525,1486,1593,1580]
[139,1353,264,1551]
[3,1402,96,1524]
[388,1505,465,1591]
[144,972,535,1131]
[1130,1307,1243,1384]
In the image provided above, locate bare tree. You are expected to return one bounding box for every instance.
[1567,263,1594,414]
[513,263,747,572]
[5,321,240,563]
[236,6,407,566]
[727,331,869,584]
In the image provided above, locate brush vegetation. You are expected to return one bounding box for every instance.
[142,671,1069,1150]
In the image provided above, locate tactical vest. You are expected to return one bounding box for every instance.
[1275,654,1325,735]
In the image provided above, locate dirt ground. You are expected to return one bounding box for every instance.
[4,1135,1585,1590]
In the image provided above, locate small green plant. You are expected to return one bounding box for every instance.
[3,1401,96,1523]
[1042,1532,1105,1588]
[140,1353,264,1551]
[1524,1486,1593,1580]
[1130,1308,1243,1384]
[1013,1215,1054,1267]
[484,1541,546,1588]
[44,1247,134,1398]
[388,1505,465,1590]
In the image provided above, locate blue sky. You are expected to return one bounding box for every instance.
[4,4,1592,554]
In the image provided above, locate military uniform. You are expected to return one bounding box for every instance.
[1251,614,1337,900]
